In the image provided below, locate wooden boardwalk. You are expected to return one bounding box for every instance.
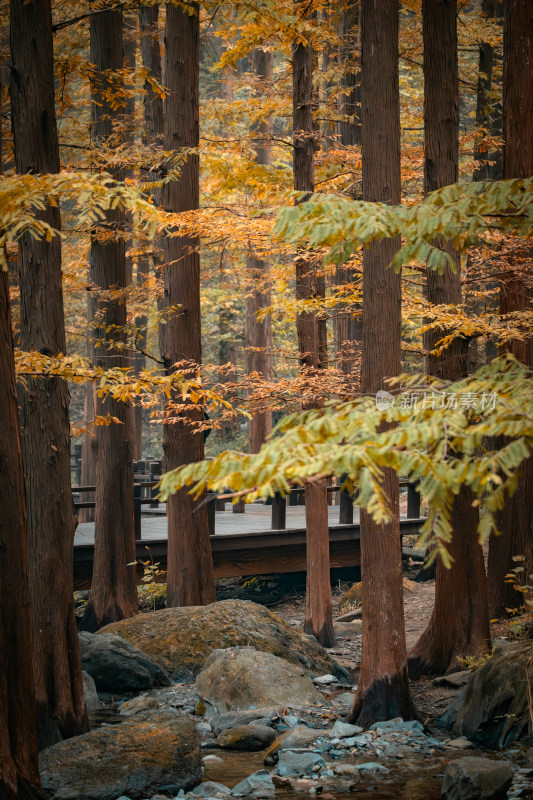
[73,502,425,589]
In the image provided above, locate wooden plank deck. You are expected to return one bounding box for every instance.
[73,504,425,588]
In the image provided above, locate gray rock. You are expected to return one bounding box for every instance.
[281,715,299,727]
[202,754,224,766]
[438,644,533,747]
[231,770,274,797]
[39,711,200,800]
[334,764,360,777]
[276,750,327,777]
[442,757,513,800]
[277,726,325,751]
[446,737,473,749]
[330,720,363,738]
[216,725,276,751]
[433,671,472,688]
[189,781,231,797]
[335,609,362,623]
[210,709,281,737]
[196,647,323,713]
[79,632,170,694]
[313,674,338,685]
[331,691,355,713]
[370,718,424,734]
[82,670,100,714]
[350,734,373,747]
[120,695,161,717]
[356,762,389,774]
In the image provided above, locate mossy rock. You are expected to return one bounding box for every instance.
[340,578,417,610]
[39,711,201,799]
[101,599,350,682]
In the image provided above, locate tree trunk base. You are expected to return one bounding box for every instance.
[303,618,335,649]
[0,778,48,800]
[346,671,417,728]
[78,600,135,634]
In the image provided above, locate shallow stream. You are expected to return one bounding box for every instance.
[203,747,445,799]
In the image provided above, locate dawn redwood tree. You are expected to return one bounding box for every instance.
[473,1,504,183]
[336,0,361,149]
[245,47,273,454]
[487,0,533,618]
[293,19,334,648]
[0,272,46,800]
[333,0,361,379]
[408,0,491,678]
[159,1,216,606]
[134,5,164,454]
[10,0,88,747]
[346,0,416,725]
[80,6,138,630]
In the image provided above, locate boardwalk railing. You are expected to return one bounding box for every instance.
[73,474,422,543]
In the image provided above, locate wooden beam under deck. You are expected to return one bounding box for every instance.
[73,518,424,590]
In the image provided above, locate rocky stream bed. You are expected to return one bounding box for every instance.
[41,571,533,800]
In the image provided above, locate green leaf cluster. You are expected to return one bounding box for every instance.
[159,356,533,566]
[272,179,533,271]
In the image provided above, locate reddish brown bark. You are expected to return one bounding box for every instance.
[347,0,415,726]
[473,1,503,183]
[293,21,334,648]
[337,0,361,149]
[0,272,46,800]
[334,0,362,382]
[80,6,138,631]
[246,47,273,454]
[140,5,164,148]
[487,0,533,619]
[159,2,216,607]
[408,0,490,678]
[10,0,88,748]
[135,4,164,456]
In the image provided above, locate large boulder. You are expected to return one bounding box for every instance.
[79,631,170,694]
[100,600,350,682]
[39,711,201,800]
[441,757,513,800]
[196,647,324,713]
[436,643,533,747]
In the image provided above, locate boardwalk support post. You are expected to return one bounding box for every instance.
[134,484,142,542]
[407,480,421,518]
[272,492,286,530]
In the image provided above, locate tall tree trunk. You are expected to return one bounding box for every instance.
[159,1,216,607]
[487,0,533,619]
[246,47,273,453]
[0,271,46,800]
[408,0,490,678]
[140,5,164,148]
[80,6,138,631]
[293,21,334,648]
[10,0,88,748]
[136,4,164,455]
[123,11,142,459]
[334,0,361,382]
[473,1,504,183]
[347,0,415,726]
[337,0,361,148]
